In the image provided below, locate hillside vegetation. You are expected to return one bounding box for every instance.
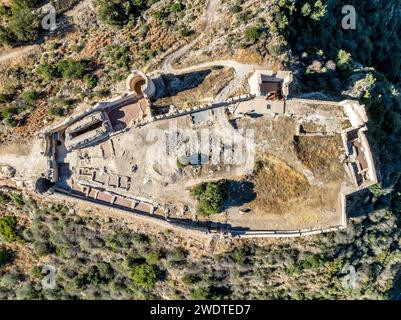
[0,0,401,300]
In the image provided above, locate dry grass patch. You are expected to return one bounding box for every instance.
[294,135,344,179]
[154,67,235,109]
[234,48,263,65]
[0,141,31,156]
[300,122,327,134]
[252,155,310,213]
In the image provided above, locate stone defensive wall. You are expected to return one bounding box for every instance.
[35,72,376,238]
[150,94,255,122]
[47,187,348,239]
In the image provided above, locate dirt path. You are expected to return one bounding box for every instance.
[0,44,39,63]
[0,0,93,64]
[157,0,259,101]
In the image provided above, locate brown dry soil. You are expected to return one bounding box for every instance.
[207,115,348,230]
[252,155,310,214]
[294,135,344,181]
[153,67,235,109]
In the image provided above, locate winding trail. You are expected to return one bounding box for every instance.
[156,0,260,101]
[0,45,39,63]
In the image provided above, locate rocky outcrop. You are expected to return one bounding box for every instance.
[0,165,16,179]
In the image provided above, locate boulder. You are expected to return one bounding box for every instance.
[0,165,16,179]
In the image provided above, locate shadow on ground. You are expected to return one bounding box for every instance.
[152,69,212,101]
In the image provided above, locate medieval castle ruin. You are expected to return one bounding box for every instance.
[36,68,377,238]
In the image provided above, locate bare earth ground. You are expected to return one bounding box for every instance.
[153,67,235,108]
[208,114,349,230]
[58,98,353,231]
[0,0,353,233]
[0,139,48,187]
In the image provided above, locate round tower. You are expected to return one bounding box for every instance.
[126,71,156,98]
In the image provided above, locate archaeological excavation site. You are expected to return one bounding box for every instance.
[33,67,377,238]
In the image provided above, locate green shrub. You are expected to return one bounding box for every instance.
[152,10,167,20]
[7,1,38,42]
[191,286,219,300]
[94,0,149,26]
[168,247,187,264]
[48,107,65,117]
[138,24,149,38]
[231,247,248,264]
[337,50,352,70]
[70,42,84,53]
[0,216,20,242]
[3,116,18,128]
[0,190,10,204]
[0,272,19,288]
[191,180,228,216]
[169,2,184,13]
[179,25,190,37]
[83,74,98,89]
[130,263,159,288]
[244,26,261,43]
[369,183,383,196]
[74,263,114,288]
[48,42,61,50]
[57,59,87,80]
[286,254,326,275]
[95,88,111,98]
[33,241,54,257]
[230,5,242,13]
[16,283,40,300]
[301,3,312,17]
[182,273,201,285]
[310,0,327,21]
[37,64,58,81]
[20,90,40,105]
[1,106,18,119]
[30,265,44,280]
[146,251,161,265]
[11,193,24,206]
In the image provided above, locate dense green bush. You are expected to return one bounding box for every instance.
[182,273,201,285]
[169,1,184,13]
[230,247,248,264]
[20,90,40,105]
[11,193,24,207]
[48,107,65,117]
[83,74,98,89]
[57,59,88,80]
[1,0,39,45]
[286,254,326,275]
[36,64,58,81]
[191,180,228,216]
[272,0,401,82]
[0,272,19,288]
[130,263,159,288]
[244,26,261,43]
[3,117,19,128]
[146,251,161,265]
[0,191,10,204]
[75,263,114,289]
[191,286,222,300]
[1,106,18,120]
[0,216,20,242]
[93,0,151,26]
